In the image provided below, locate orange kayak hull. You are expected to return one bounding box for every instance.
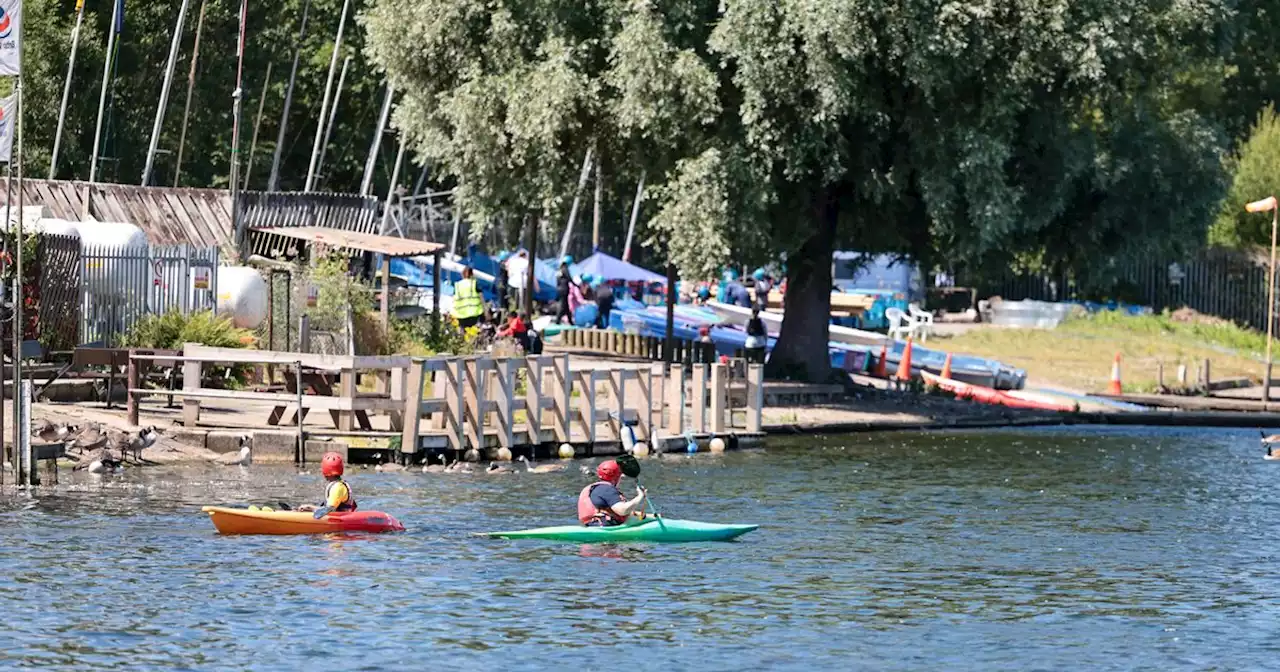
[201,506,405,535]
[921,371,1074,412]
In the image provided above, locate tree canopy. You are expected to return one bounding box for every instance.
[367,0,1231,380]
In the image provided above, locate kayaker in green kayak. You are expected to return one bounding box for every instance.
[577,460,647,527]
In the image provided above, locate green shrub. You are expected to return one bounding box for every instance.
[391,314,478,356]
[122,310,256,350]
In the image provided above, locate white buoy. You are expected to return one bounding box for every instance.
[496,447,513,462]
[558,443,575,459]
[632,442,650,458]
[709,437,726,453]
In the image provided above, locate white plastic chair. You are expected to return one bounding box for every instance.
[908,304,934,342]
[885,307,912,341]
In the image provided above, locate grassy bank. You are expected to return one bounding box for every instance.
[938,311,1267,393]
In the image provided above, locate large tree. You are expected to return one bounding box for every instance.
[367,0,1229,381]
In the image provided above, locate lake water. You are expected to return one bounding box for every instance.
[1,426,1277,670]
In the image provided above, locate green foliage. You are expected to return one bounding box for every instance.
[1212,105,1280,248]
[21,0,397,194]
[367,0,1234,380]
[122,310,254,349]
[1063,310,1267,358]
[390,314,478,356]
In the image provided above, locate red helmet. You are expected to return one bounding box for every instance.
[321,452,345,478]
[596,460,622,484]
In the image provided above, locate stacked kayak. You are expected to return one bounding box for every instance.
[921,371,1075,412]
[202,506,405,535]
[484,517,758,543]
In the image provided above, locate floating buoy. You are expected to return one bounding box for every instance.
[632,442,650,458]
[709,437,726,453]
[686,438,698,454]
[496,447,513,462]
[463,448,481,463]
[558,443,575,459]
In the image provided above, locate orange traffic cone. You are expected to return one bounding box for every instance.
[1108,353,1123,395]
[876,343,888,378]
[940,352,953,379]
[896,338,915,382]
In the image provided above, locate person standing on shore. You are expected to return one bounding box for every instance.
[453,266,486,329]
[495,251,511,313]
[555,257,574,324]
[752,268,773,311]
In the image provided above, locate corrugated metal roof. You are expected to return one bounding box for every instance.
[250,226,444,257]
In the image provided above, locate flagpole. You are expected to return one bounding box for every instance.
[141,0,191,186]
[312,55,349,190]
[49,0,84,179]
[12,0,24,484]
[360,84,394,197]
[267,0,309,192]
[304,0,350,192]
[85,0,122,217]
[241,61,272,191]
[622,171,645,262]
[173,0,207,186]
[230,0,247,249]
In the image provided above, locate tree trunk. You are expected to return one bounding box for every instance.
[765,194,837,382]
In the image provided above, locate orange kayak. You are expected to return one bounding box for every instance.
[201,506,405,535]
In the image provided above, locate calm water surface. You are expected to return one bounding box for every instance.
[1,426,1278,670]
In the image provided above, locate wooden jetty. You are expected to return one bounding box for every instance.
[126,344,766,463]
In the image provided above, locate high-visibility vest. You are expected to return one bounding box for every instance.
[453,278,485,319]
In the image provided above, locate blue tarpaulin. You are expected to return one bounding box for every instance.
[571,252,665,284]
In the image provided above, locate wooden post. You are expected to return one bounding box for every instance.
[20,380,34,486]
[1177,364,1187,386]
[380,256,391,334]
[182,359,202,426]
[445,359,465,450]
[388,365,406,431]
[667,365,685,434]
[295,360,306,464]
[710,362,726,433]
[400,359,426,458]
[495,358,515,449]
[299,314,311,354]
[639,365,656,440]
[552,355,571,442]
[525,357,544,444]
[432,249,442,332]
[583,370,599,444]
[664,263,676,365]
[126,352,140,426]
[692,363,708,432]
[462,358,483,450]
[607,370,624,440]
[746,363,764,432]
[1156,363,1164,392]
[338,369,357,431]
[1203,358,1211,390]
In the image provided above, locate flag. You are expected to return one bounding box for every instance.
[114,0,124,34]
[0,0,22,77]
[75,0,83,12]
[0,93,17,163]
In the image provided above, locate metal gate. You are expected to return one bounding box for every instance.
[80,244,220,346]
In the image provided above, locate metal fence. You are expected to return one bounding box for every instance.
[975,251,1275,331]
[80,244,220,346]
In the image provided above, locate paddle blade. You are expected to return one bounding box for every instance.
[312,506,332,520]
[617,454,641,478]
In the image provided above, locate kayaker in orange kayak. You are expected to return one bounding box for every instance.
[298,452,358,514]
[577,460,647,527]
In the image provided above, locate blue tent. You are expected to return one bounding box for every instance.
[571,251,665,284]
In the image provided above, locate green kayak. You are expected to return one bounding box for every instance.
[484,517,758,543]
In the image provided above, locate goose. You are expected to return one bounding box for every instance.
[422,453,448,473]
[35,420,75,444]
[214,436,252,466]
[77,450,123,475]
[73,424,107,453]
[517,455,567,474]
[120,426,161,461]
[376,462,408,473]
[1262,431,1280,460]
[486,461,515,474]
[449,458,475,474]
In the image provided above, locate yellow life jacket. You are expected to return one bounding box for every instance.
[453,278,485,319]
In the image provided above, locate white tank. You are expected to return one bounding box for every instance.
[215,265,268,329]
[37,218,82,238]
[73,221,149,296]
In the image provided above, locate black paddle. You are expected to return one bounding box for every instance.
[615,454,664,528]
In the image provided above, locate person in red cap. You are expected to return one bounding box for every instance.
[577,460,647,527]
[298,452,358,513]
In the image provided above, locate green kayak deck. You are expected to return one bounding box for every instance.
[484,517,758,543]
